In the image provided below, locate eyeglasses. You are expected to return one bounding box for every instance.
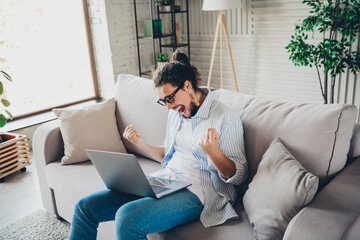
[157,85,183,106]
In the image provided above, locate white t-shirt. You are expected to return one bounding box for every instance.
[150,118,205,204]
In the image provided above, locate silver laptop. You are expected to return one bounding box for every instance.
[86,149,191,198]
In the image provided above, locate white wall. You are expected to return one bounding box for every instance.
[189,0,325,104]
[88,0,360,115]
[86,0,139,99]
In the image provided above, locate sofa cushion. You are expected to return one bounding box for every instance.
[45,155,162,203]
[243,138,318,240]
[212,89,357,181]
[283,156,360,240]
[115,74,169,159]
[53,98,127,165]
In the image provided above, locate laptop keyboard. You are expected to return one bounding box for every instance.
[151,185,171,194]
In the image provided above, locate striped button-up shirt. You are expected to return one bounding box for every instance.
[161,90,248,228]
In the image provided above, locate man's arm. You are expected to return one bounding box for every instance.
[123,125,164,163]
[199,128,236,179]
[199,109,248,185]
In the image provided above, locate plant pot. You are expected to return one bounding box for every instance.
[159,5,171,12]
[356,70,360,75]
[0,133,31,182]
[157,62,168,69]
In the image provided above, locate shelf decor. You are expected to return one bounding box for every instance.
[156,0,172,12]
[156,52,169,68]
[170,23,181,46]
[144,19,162,37]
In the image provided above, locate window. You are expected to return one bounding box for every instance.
[0,0,98,119]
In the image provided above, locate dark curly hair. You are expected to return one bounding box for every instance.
[153,50,202,91]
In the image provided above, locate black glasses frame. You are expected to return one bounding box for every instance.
[157,84,183,106]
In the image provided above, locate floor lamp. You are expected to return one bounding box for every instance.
[202,0,241,92]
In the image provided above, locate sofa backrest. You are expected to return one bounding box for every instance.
[349,123,360,159]
[115,74,358,183]
[212,89,358,182]
[115,74,169,159]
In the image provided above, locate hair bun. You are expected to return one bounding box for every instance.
[171,49,190,65]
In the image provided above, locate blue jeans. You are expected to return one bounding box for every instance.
[68,189,203,240]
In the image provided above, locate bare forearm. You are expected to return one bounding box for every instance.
[138,142,165,163]
[122,125,164,163]
[207,150,236,179]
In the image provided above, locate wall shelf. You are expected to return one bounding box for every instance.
[137,33,173,39]
[133,0,190,78]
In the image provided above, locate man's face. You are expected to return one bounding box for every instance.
[156,81,199,118]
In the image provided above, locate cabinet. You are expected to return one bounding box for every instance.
[133,0,190,77]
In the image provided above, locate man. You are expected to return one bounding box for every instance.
[69,51,248,240]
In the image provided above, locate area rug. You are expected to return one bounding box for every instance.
[0,209,70,240]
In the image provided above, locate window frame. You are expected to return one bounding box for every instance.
[9,0,100,122]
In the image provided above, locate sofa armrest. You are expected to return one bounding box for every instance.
[283,156,360,240]
[32,120,64,215]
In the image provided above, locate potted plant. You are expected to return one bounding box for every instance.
[156,52,169,69]
[0,70,13,130]
[285,0,360,104]
[155,0,173,12]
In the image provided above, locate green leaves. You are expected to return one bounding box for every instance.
[0,71,12,82]
[5,110,13,120]
[1,99,10,107]
[286,0,360,104]
[0,70,13,127]
[0,114,6,128]
[156,52,168,62]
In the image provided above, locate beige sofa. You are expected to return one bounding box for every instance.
[33,74,360,239]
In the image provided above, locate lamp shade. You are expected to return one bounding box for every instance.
[202,0,242,11]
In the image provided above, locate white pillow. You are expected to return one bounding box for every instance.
[53,98,127,165]
[243,137,319,240]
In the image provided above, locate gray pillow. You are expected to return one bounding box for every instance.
[53,98,127,165]
[243,137,319,240]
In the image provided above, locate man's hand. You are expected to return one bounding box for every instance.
[198,128,220,155]
[123,125,145,148]
[123,125,165,163]
[198,128,236,179]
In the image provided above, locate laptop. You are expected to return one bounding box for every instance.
[86,149,191,198]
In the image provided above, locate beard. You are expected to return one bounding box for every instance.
[183,101,199,119]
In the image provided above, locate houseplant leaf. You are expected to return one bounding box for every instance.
[0,71,12,82]
[286,0,360,104]
[5,110,13,120]
[1,99,10,107]
[0,81,3,95]
[0,114,6,128]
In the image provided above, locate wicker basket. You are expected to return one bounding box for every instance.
[0,133,31,182]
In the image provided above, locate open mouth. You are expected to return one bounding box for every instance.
[174,105,186,115]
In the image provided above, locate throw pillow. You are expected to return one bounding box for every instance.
[53,98,127,165]
[243,137,319,240]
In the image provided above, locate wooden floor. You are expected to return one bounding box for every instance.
[0,157,43,227]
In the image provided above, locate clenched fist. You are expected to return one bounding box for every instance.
[123,125,144,148]
[198,128,220,156]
